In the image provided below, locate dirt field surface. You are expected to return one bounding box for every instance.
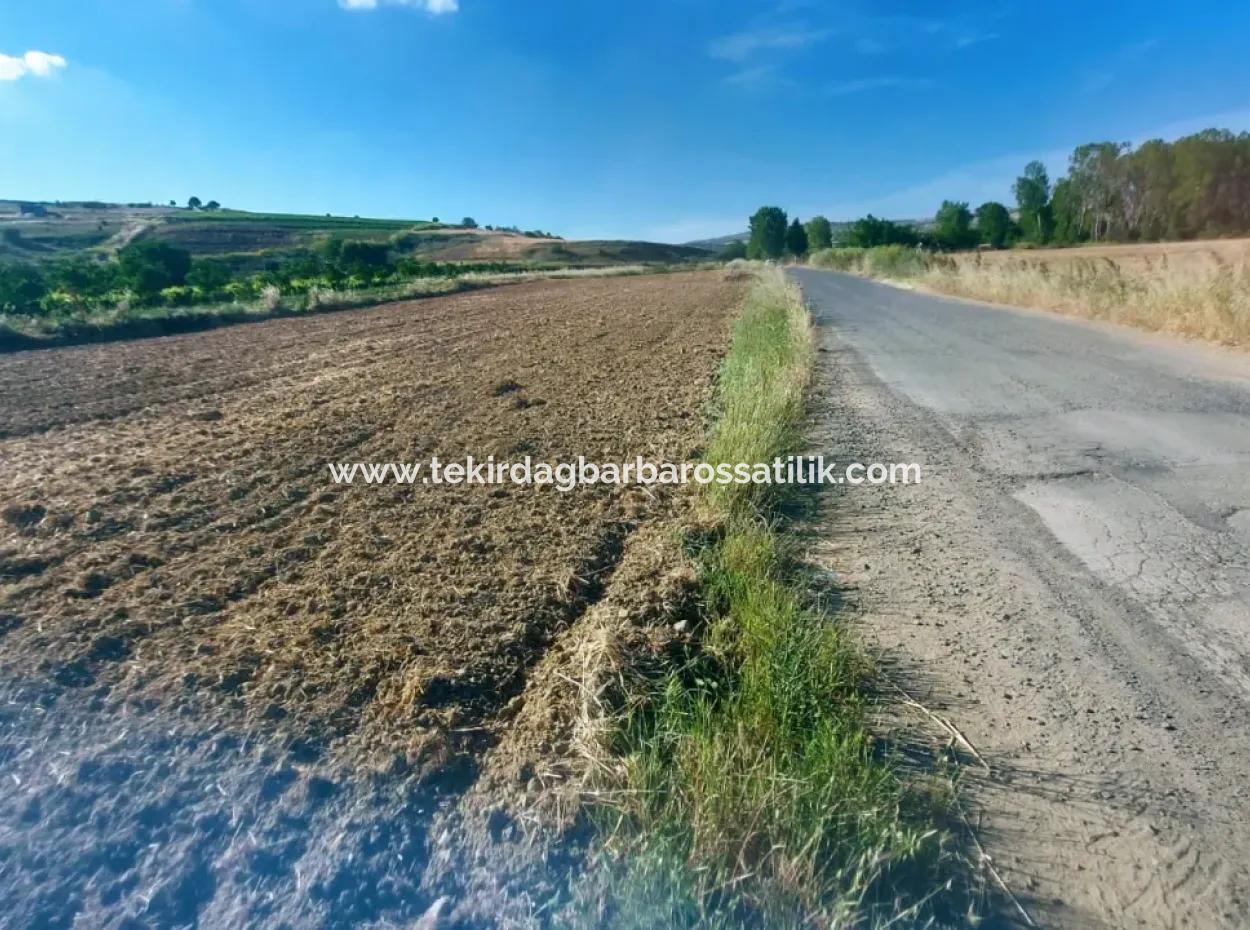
[0,272,739,929]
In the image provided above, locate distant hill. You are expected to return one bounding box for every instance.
[0,201,710,268]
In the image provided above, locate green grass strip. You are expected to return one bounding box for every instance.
[568,267,951,929]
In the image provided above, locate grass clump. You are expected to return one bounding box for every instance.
[570,267,951,928]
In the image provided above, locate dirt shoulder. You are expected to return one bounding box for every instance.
[804,321,1250,928]
[0,272,739,929]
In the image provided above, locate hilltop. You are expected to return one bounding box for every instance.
[0,200,712,267]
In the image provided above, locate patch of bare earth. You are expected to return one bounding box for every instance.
[0,272,739,929]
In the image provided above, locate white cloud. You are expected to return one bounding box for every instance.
[708,26,831,62]
[338,0,458,12]
[0,50,67,82]
[825,76,934,96]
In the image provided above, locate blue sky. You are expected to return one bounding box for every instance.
[2,0,1249,241]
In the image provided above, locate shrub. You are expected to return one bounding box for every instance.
[0,262,48,315]
[118,240,192,298]
[159,286,197,307]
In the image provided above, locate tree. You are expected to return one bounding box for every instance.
[844,214,919,248]
[804,215,833,251]
[1048,179,1084,245]
[204,200,221,211]
[933,200,976,250]
[1013,161,1052,243]
[747,206,788,259]
[719,240,748,261]
[461,217,478,229]
[975,201,1013,249]
[117,240,192,296]
[785,218,809,257]
[187,196,202,210]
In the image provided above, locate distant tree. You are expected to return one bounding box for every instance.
[747,206,788,260]
[431,217,440,224]
[168,200,177,207]
[785,218,809,257]
[187,196,202,210]
[719,240,748,261]
[204,200,221,211]
[975,201,1013,249]
[804,215,833,251]
[844,214,919,248]
[1048,179,1083,245]
[933,200,977,250]
[1013,161,1052,243]
[461,217,478,229]
[117,240,192,296]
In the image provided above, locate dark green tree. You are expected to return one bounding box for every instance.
[785,218,809,257]
[747,206,788,259]
[933,200,977,250]
[117,240,192,296]
[804,215,833,250]
[187,196,202,210]
[844,214,919,247]
[719,240,748,261]
[204,200,221,210]
[1013,161,1052,243]
[461,217,478,228]
[974,201,1013,248]
[1048,179,1084,245]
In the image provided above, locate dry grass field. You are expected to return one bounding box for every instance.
[0,272,740,928]
[814,238,1250,346]
[969,236,1250,268]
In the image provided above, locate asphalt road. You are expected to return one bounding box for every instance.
[792,268,1250,927]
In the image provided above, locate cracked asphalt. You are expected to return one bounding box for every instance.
[793,268,1250,928]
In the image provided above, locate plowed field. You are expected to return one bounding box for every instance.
[0,272,740,929]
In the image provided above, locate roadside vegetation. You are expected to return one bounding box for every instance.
[811,243,1250,346]
[574,267,955,928]
[0,259,670,348]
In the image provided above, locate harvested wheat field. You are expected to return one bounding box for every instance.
[964,236,1250,271]
[0,272,740,929]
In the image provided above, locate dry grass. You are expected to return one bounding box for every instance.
[812,242,1250,346]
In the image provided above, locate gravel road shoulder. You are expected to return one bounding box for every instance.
[804,318,1250,928]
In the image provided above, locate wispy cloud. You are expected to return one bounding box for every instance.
[338,0,458,13]
[723,64,790,90]
[825,76,934,97]
[845,14,1001,56]
[1079,37,1161,94]
[0,50,68,82]
[708,25,831,62]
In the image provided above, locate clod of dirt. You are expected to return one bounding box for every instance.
[2,502,46,528]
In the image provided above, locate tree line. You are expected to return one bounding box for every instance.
[730,127,1250,258]
[719,209,834,261]
[958,128,1250,248]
